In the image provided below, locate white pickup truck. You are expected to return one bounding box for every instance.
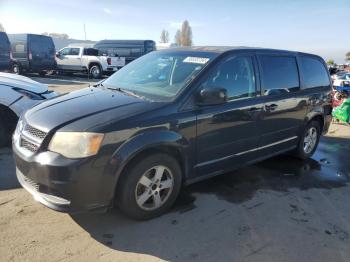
[55,46,126,79]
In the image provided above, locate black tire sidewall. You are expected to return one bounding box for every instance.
[117,153,182,220]
[296,121,321,159]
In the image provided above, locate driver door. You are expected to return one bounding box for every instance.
[195,54,264,176]
[56,47,70,70]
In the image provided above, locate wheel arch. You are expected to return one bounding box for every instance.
[88,62,102,70]
[0,103,19,143]
[305,111,325,132]
[110,130,191,200]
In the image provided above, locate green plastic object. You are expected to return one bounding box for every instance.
[332,98,350,123]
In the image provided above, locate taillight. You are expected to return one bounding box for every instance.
[10,50,13,60]
[28,50,32,60]
[107,57,111,65]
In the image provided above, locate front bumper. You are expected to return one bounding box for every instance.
[13,145,116,213]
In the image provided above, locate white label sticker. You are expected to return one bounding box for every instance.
[183,57,209,64]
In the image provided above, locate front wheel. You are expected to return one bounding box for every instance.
[294,121,321,159]
[116,153,182,220]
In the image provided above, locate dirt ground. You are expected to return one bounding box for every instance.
[1,76,350,262]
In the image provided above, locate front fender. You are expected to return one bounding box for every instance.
[110,129,190,182]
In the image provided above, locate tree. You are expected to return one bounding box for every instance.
[0,23,5,32]
[174,30,181,46]
[180,20,193,46]
[173,20,193,46]
[346,52,350,62]
[160,29,169,43]
[327,59,335,65]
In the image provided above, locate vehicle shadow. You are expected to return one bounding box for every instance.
[71,136,350,261]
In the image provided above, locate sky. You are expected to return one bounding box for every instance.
[0,0,349,63]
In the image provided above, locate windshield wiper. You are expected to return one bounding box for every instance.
[92,82,104,87]
[107,86,145,99]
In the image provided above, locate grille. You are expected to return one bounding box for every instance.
[24,125,47,140]
[20,138,39,153]
[22,174,39,191]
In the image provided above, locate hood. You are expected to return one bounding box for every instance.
[24,87,158,132]
[0,72,48,94]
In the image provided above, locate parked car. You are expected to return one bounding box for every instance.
[13,47,332,220]
[0,72,57,147]
[94,40,156,67]
[8,34,56,75]
[333,73,350,87]
[0,32,12,71]
[55,46,119,78]
[331,71,347,81]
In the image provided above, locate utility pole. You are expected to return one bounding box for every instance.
[83,23,87,40]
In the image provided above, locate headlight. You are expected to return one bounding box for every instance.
[48,132,104,158]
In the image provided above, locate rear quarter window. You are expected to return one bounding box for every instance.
[259,55,300,95]
[299,56,330,88]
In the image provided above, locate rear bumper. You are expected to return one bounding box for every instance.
[322,114,332,135]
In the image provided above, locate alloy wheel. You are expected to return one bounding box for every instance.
[135,165,174,211]
[303,127,318,154]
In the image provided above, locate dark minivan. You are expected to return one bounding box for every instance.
[94,39,156,66]
[13,47,332,220]
[0,32,11,71]
[8,34,56,75]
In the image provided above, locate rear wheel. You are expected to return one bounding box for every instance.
[89,64,102,79]
[294,121,321,159]
[116,153,182,220]
[12,63,21,75]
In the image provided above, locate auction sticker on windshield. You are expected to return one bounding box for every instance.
[183,57,210,64]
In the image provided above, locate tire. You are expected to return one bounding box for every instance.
[293,120,321,159]
[116,153,182,220]
[89,64,102,79]
[39,71,46,77]
[12,63,21,75]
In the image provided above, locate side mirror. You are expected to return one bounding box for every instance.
[55,52,60,58]
[197,87,228,106]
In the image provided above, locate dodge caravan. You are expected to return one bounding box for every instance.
[13,47,332,220]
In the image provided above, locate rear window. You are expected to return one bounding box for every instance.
[83,48,98,56]
[260,56,299,95]
[299,56,330,88]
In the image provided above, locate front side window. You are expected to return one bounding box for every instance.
[60,48,70,56]
[300,56,330,88]
[260,56,299,95]
[201,56,256,100]
[103,51,214,101]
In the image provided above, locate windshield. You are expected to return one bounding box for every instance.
[102,51,214,101]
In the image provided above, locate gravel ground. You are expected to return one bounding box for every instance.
[1,76,350,262]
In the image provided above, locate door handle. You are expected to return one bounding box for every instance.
[265,104,278,111]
